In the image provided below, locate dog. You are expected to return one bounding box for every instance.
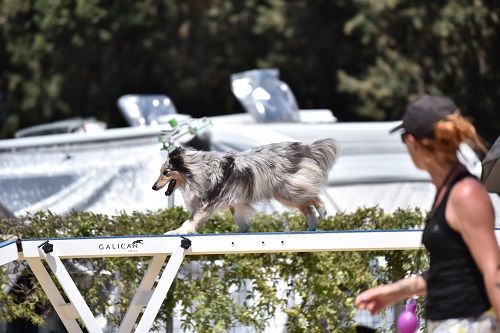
[152,138,339,234]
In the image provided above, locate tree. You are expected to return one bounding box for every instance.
[337,0,500,144]
[1,0,498,144]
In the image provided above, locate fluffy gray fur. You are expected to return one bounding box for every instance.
[152,138,339,234]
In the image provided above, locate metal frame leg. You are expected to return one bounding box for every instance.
[134,240,190,332]
[118,254,168,333]
[41,249,104,333]
[25,237,191,333]
[26,258,84,333]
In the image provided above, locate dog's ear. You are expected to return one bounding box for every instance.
[168,146,185,170]
[168,146,184,160]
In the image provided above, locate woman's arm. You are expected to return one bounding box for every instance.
[448,178,500,318]
[355,274,427,315]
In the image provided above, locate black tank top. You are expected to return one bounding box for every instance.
[422,169,491,320]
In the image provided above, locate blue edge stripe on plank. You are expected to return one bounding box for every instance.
[2,228,499,246]
[0,239,16,249]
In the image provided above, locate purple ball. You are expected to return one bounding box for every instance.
[396,300,420,333]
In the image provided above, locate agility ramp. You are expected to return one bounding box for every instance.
[1,230,499,333]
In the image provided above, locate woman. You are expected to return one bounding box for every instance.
[356,95,499,332]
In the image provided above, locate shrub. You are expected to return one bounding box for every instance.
[0,207,427,332]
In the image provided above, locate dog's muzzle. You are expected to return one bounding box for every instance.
[164,179,177,196]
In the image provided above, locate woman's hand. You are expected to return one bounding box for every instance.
[355,284,396,314]
[356,275,427,314]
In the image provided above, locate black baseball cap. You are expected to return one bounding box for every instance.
[389,94,458,139]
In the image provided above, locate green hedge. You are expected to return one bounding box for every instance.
[0,207,428,332]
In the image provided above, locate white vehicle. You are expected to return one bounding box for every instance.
[0,73,492,221]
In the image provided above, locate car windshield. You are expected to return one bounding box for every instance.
[230,69,300,123]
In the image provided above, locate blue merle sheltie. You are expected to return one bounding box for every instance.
[152,138,339,234]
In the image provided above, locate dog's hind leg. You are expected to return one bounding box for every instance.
[298,203,318,231]
[275,196,318,231]
[311,197,327,219]
[230,204,256,233]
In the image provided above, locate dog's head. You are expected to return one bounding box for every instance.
[152,147,188,196]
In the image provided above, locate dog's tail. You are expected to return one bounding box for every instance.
[308,138,339,173]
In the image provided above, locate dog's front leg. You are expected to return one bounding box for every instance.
[164,204,215,235]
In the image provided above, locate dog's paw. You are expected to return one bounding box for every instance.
[163,223,196,235]
[317,207,327,219]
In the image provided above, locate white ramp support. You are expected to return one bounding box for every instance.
[134,238,190,332]
[119,237,191,333]
[16,236,191,333]
[41,242,104,333]
[118,254,168,333]
[1,229,499,332]
[26,258,84,333]
[26,240,104,333]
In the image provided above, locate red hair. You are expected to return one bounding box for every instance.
[418,112,486,164]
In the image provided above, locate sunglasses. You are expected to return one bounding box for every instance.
[400,132,408,143]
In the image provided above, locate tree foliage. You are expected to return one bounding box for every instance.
[1,207,427,332]
[337,0,500,142]
[0,0,498,143]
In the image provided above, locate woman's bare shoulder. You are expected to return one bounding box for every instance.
[448,177,494,228]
